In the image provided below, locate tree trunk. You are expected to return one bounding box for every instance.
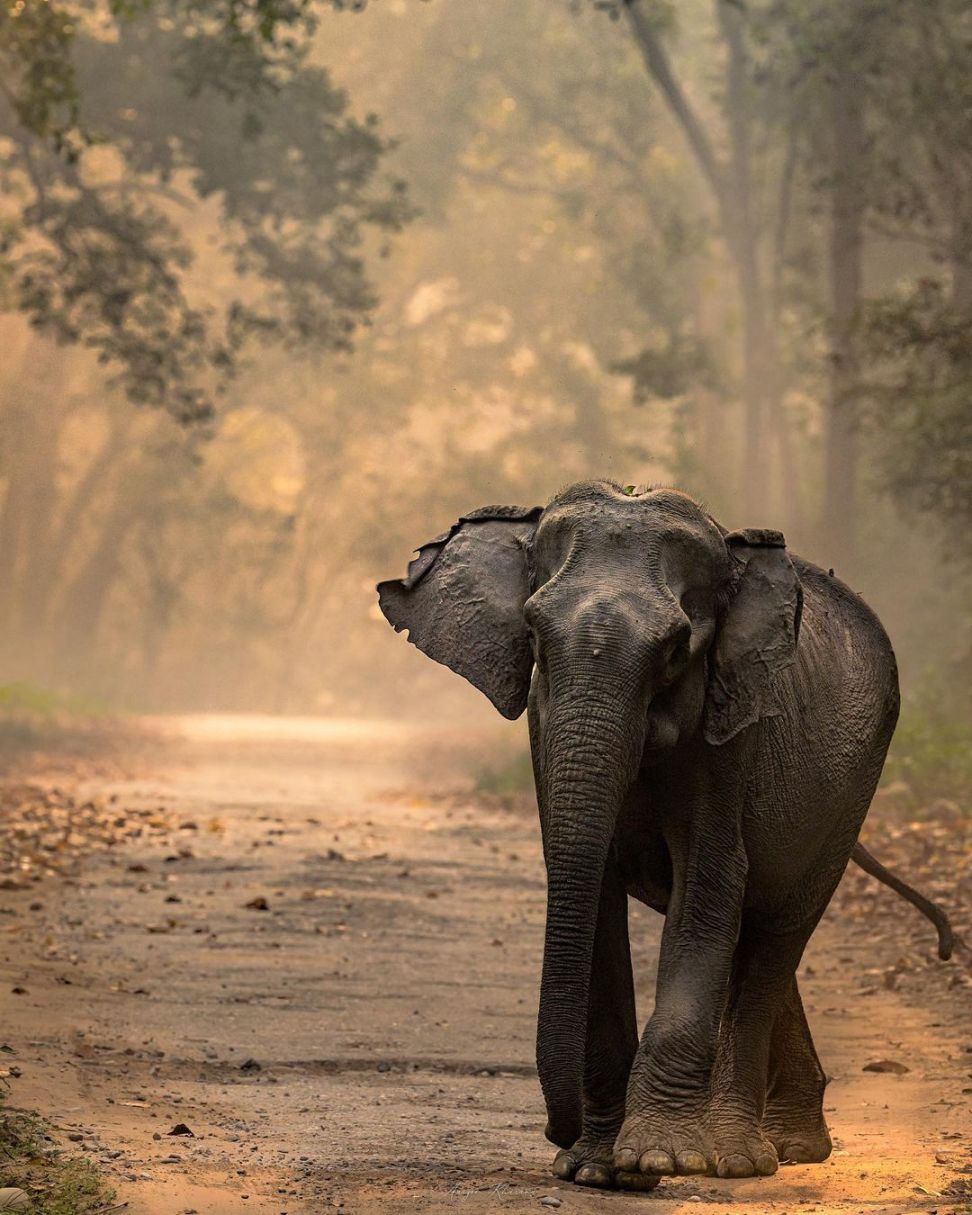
[823,46,866,566]
[953,253,972,312]
[0,393,58,651]
[950,203,972,312]
[769,109,805,534]
[30,413,135,631]
[51,480,145,685]
[562,357,611,473]
[0,405,33,635]
[719,0,772,518]
[730,226,771,517]
[624,0,778,517]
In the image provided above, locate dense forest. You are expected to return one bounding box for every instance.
[0,0,968,785]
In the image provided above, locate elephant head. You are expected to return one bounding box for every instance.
[377,480,802,1149]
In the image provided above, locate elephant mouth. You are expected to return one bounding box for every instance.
[643,701,679,755]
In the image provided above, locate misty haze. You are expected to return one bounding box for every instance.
[0,1,968,1212]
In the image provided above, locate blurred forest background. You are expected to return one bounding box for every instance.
[0,0,969,796]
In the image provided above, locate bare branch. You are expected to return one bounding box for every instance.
[457,163,576,200]
[622,0,730,215]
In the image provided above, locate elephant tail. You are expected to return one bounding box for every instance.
[851,842,955,961]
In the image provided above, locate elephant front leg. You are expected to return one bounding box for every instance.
[614,835,746,1180]
[552,856,657,1191]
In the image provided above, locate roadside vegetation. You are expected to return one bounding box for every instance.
[0,1104,113,1215]
[886,679,972,808]
[475,685,972,812]
[0,682,144,774]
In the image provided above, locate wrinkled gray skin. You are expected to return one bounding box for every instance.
[378,481,903,1190]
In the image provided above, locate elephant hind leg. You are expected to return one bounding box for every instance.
[706,921,801,1179]
[761,976,832,1164]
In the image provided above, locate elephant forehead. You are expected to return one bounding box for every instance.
[535,496,721,574]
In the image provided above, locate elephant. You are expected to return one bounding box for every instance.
[377,480,953,1191]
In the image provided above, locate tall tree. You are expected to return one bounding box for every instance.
[857,0,972,558]
[616,0,779,516]
[823,20,868,562]
[0,0,410,422]
[0,0,410,667]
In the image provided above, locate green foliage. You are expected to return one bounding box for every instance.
[474,747,534,798]
[584,0,675,31]
[0,0,411,423]
[0,683,128,762]
[884,673,972,805]
[0,0,81,155]
[472,712,972,809]
[0,1106,114,1214]
[864,0,972,253]
[614,329,718,402]
[862,280,972,553]
[471,689,972,810]
[0,0,333,150]
[0,0,968,716]
[0,682,105,718]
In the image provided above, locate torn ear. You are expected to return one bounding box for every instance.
[377,505,542,720]
[703,528,803,746]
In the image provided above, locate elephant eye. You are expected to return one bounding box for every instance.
[681,587,713,621]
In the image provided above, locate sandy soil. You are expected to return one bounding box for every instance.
[0,716,969,1214]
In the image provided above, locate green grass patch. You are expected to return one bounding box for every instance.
[0,1106,114,1214]
[883,678,972,806]
[0,682,137,769]
[0,684,107,720]
[469,678,971,814]
[474,746,534,798]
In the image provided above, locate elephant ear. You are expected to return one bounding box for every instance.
[377,505,543,720]
[703,528,803,746]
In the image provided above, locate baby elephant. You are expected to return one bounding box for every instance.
[378,481,949,1190]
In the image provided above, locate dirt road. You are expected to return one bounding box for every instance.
[1,717,969,1214]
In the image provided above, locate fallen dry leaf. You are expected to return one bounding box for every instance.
[863,1059,910,1075]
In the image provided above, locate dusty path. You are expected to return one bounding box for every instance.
[0,717,969,1214]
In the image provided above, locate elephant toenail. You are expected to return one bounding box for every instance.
[576,1163,613,1188]
[551,1151,576,1180]
[614,1148,639,1172]
[640,1149,674,1174]
[676,1149,708,1175]
[717,1154,753,1179]
[755,1151,779,1176]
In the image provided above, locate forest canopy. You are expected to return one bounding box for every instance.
[0,0,410,422]
[0,0,968,762]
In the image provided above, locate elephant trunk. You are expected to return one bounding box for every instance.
[535,693,643,1149]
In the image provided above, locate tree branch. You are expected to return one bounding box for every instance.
[457,163,576,200]
[771,111,799,318]
[622,0,730,216]
[497,71,645,178]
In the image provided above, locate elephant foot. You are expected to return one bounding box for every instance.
[707,1098,780,1177]
[712,1128,779,1178]
[614,1108,716,1177]
[553,1128,659,1191]
[762,1105,832,1165]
